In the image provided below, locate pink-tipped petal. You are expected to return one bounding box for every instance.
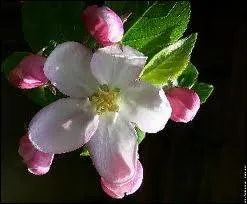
[8,55,48,89]
[87,114,138,185]
[101,160,143,199]
[165,87,200,123]
[18,135,54,175]
[82,5,124,46]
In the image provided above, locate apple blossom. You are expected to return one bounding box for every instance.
[28,42,171,198]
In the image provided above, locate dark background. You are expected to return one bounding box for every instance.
[1,1,246,203]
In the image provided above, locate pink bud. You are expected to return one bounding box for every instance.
[82,5,124,46]
[8,55,48,89]
[165,87,200,123]
[18,134,54,175]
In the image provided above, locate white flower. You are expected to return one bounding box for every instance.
[28,42,171,197]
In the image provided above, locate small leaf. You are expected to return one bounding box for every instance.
[1,52,30,77]
[122,2,191,59]
[177,63,199,88]
[22,2,86,52]
[141,33,197,86]
[192,82,214,104]
[80,147,90,157]
[135,127,146,144]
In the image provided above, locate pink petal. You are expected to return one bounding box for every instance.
[166,87,200,123]
[87,114,138,185]
[18,134,54,175]
[28,166,51,176]
[8,55,48,89]
[101,160,143,199]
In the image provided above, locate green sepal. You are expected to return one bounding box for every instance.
[177,63,199,88]
[192,82,214,104]
[80,147,90,157]
[135,126,146,144]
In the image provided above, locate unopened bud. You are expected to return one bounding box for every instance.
[82,5,124,47]
[8,55,48,89]
[165,87,200,123]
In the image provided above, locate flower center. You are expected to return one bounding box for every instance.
[89,84,120,115]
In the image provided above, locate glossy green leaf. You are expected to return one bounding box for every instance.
[1,52,30,76]
[192,82,214,104]
[177,63,199,88]
[22,1,86,52]
[135,127,146,144]
[141,33,197,86]
[122,1,191,59]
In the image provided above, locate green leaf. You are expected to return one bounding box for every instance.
[141,33,197,86]
[177,63,199,88]
[25,86,65,107]
[135,127,146,144]
[192,82,214,104]
[122,1,191,59]
[1,52,30,76]
[22,2,86,52]
[80,147,90,157]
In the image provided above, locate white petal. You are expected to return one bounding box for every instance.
[44,42,98,98]
[28,98,99,154]
[90,44,147,89]
[86,114,138,184]
[119,81,172,133]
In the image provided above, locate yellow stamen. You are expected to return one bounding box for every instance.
[89,85,120,115]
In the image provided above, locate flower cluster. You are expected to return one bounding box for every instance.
[8,4,202,199]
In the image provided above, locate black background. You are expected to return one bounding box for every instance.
[1,1,246,203]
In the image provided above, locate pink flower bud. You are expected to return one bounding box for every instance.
[8,55,48,89]
[18,134,54,175]
[82,5,124,46]
[165,87,200,123]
